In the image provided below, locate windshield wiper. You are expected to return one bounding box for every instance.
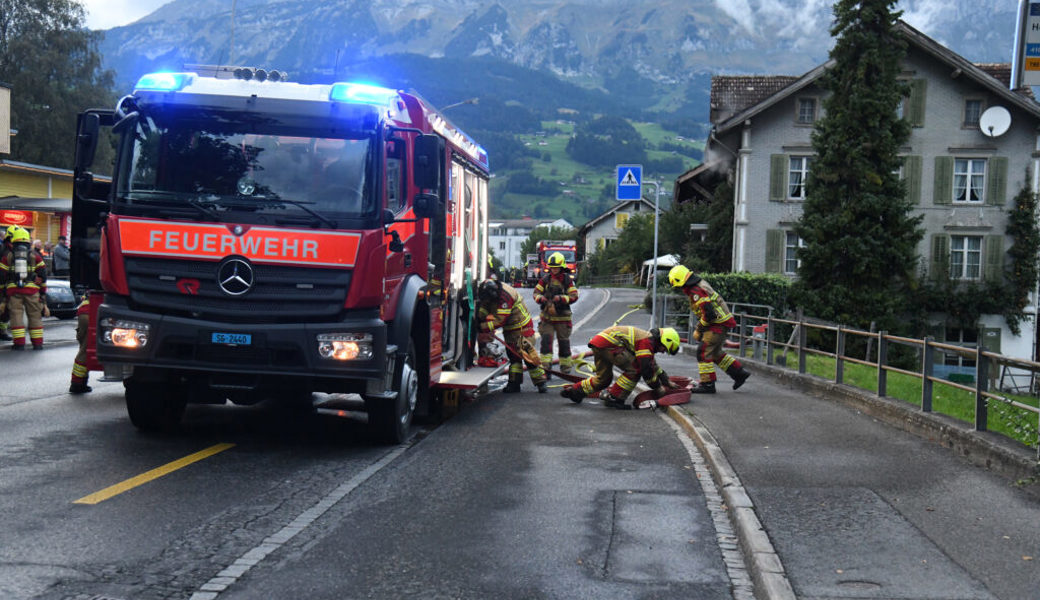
[261,198,338,229]
[185,197,221,220]
[120,190,222,221]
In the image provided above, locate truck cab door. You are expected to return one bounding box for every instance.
[71,109,116,292]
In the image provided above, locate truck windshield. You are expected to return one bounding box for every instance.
[114,111,373,223]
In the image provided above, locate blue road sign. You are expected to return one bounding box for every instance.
[616,164,642,201]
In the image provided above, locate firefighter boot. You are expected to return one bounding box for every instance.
[536,380,548,393]
[69,382,93,394]
[691,381,716,394]
[599,390,631,410]
[560,386,584,404]
[503,379,523,394]
[730,366,751,390]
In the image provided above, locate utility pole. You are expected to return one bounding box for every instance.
[646,180,661,329]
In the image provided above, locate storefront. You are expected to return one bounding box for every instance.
[0,159,76,245]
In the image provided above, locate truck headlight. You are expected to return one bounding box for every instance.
[100,318,151,349]
[317,333,373,361]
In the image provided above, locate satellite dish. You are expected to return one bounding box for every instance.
[979,106,1011,137]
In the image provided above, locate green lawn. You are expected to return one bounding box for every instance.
[768,350,1040,450]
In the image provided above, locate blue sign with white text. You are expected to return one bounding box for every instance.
[616,164,642,201]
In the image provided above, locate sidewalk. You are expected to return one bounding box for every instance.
[653,348,1040,600]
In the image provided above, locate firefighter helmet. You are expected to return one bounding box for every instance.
[547,252,565,268]
[477,279,501,304]
[668,265,693,288]
[9,226,30,244]
[4,224,19,241]
[656,327,681,355]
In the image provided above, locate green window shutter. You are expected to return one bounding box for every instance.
[933,156,953,205]
[903,155,922,204]
[930,234,950,280]
[984,235,1004,283]
[908,79,927,127]
[769,154,788,202]
[765,229,784,273]
[985,156,1008,206]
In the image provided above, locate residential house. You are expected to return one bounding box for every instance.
[675,20,1040,361]
[576,198,656,257]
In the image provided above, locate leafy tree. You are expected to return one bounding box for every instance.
[584,212,655,277]
[791,0,923,332]
[0,0,116,169]
[565,115,647,167]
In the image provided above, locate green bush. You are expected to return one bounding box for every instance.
[644,272,792,320]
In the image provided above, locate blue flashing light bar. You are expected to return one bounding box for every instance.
[329,82,397,106]
[135,72,192,92]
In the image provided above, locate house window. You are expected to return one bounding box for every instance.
[615,212,629,229]
[953,158,986,203]
[963,99,983,128]
[950,235,982,280]
[796,98,817,124]
[499,241,505,250]
[788,156,812,200]
[784,232,804,274]
[943,327,977,368]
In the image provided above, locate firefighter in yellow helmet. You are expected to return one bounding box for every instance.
[0,225,14,341]
[0,226,48,350]
[668,265,750,393]
[559,326,679,409]
[476,278,548,393]
[532,251,579,377]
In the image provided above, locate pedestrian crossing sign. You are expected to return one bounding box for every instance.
[616,164,642,201]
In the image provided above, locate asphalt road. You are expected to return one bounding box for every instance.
[0,289,748,600]
[5,289,1038,600]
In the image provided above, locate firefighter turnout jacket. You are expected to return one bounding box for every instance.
[532,270,578,322]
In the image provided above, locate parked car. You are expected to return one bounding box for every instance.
[44,279,78,319]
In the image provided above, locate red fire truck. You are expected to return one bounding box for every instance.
[71,66,497,443]
[536,240,577,278]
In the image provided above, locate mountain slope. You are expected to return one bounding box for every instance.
[98,0,1021,91]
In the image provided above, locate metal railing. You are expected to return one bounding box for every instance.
[586,273,637,287]
[728,309,1040,461]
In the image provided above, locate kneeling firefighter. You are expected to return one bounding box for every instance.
[560,326,680,409]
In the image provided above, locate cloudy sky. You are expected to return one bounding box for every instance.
[81,0,168,30]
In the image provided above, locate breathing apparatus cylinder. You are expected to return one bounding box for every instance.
[12,242,31,286]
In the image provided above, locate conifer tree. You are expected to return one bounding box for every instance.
[791,0,923,332]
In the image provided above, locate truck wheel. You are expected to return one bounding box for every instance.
[367,341,418,444]
[125,380,186,432]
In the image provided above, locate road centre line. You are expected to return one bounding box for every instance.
[74,443,236,505]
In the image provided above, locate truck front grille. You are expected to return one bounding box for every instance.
[124,257,350,323]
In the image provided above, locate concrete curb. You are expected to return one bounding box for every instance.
[664,404,796,600]
[742,357,1040,487]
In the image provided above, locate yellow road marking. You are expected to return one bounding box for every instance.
[74,443,235,505]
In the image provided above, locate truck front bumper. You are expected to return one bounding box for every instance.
[95,298,390,391]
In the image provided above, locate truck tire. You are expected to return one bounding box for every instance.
[367,340,417,444]
[125,380,186,432]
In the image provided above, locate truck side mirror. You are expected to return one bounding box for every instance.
[75,113,100,171]
[413,134,443,191]
[413,193,443,219]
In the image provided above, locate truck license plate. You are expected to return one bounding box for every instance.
[211,332,252,345]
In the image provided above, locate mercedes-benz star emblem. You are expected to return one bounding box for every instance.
[217,258,254,296]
